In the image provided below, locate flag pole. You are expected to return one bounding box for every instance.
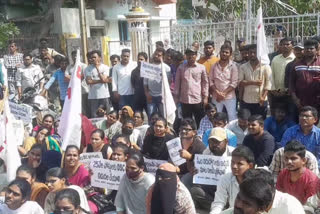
[161,62,168,122]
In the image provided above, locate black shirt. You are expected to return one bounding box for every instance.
[243,131,275,166]
[142,133,175,161]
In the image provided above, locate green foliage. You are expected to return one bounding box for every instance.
[0,19,20,49]
[177,0,194,19]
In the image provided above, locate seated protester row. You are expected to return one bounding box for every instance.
[243,114,275,166]
[16,165,49,208]
[280,106,320,166]
[210,145,255,214]
[269,144,318,182]
[226,108,250,145]
[63,145,90,188]
[95,110,122,141]
[190,127,235,211]
[221,168,305,214]
[0,179,44,213]
[83,129,112,159]
[202,112,238,147]
[264,104,296,143]
[21,144,48,183]
[197,103,217,138]
[276,140,318,212]
[146,163,196,214]
[44,167,90,214]
[115,151,155,214]
[142,117,175,160]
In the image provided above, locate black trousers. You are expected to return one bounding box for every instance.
[181,103,204,128]
[240,101,268,119]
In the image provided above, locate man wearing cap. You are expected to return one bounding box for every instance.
[270,38,295,111]
[190,127,234,211]
[174,47,209,127]
[198,40,219,74]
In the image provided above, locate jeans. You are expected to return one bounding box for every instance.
[119,95,134,109]
[89,98,111,118]
[147,96,164,117]
[212,97,237,121]
[190,184,216,211]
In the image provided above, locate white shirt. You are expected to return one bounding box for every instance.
[210,173,239,214]
[112,61,137,95]
[85,64,110,99]
[220,190,305,214]
[16,64,44,92]
[0,201,44,214]
[226,119,248,145]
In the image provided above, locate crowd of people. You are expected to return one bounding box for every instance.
[0,36,320,214]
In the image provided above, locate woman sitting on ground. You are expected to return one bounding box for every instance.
[32,114,55,137]
[142,117,175,160]
[0,179,44,213]
[63,145,90,187]
[133,111,149,140]
[115,151,155,214]
[83,129,112,159]
[20,127,50,156]
[54,188,89,214]
[44,167,90,214]
[21,144,48,183]
[95,110,122,140]
[16,165,49,208]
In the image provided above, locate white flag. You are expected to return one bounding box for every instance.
[0,98,22,182]
[161,64,176,125]
[58,50,82,150]
[256,7,270,65]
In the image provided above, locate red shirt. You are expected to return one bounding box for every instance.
[276,168,318,204]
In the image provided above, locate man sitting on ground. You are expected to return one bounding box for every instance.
[226,108,250,145]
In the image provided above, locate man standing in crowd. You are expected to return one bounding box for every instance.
[239,44,272,119]
[131,52,148,113]
[290,39,320,110]
[192,41,202,60]
[31,38,63,58]
[174,47,208,127]
[3,41,23,95]
[243,115,275,166]
[16,53,44,100]
[65,50,88,116]
[198,40,219,74]
[270,38,295,111]
[190,127,234,211]
[144,48,171,117]
[281,106,320,165]
[85,50,111,118]
[109,54,120,111]
[209,44,238,121]
[112,49,137,108]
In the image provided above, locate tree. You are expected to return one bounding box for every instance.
[0,17,20,49]
[177,0,194,19]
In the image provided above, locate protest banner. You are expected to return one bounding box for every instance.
[11,120,24,146]
[193,154,231,185]
[90,158,126,190]
[140,61,161,82]
[89,117,105,125]
[166,137,186,166]
[80,152,103,166]
[8,102,32,123]
[143,158,167,175]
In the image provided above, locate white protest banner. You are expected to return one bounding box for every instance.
[140,62,161,82]
[193,154,231,185]
[9,102,32,123]
[144,158,167,175]
[11,120,24,146]
[90,158,126,190]
[80,152,103,166]
[89,117,105,125]
[166,137,186,166]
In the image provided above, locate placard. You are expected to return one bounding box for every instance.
[11,120,24,146]
[9,102,32,123]
[140,62,161,82]
[166,137,186,166]
[89,117,105,125]
[193,154,231,185]
[143,158,167,175]
[80,152,103,166]
[90,158,126,190]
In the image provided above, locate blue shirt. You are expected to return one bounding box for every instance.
[45,69,69,100]
[202,128,237,147]
[281,125,320,165]
[264,117,296,142]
